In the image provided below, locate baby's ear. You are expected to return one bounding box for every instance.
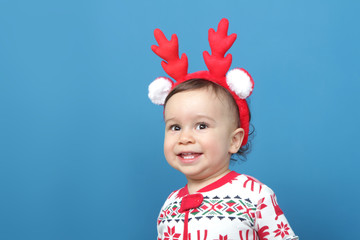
[229,128,244,154]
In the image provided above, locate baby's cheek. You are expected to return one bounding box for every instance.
[163,142,173,161]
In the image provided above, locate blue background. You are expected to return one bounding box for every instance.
[0,0,359,239]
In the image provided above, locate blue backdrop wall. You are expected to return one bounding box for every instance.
[0,0,359,239]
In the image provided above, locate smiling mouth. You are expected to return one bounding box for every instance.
[177,152,202,162]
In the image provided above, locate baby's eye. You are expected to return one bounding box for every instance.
[196,123,208,130]
[170,125,181,131]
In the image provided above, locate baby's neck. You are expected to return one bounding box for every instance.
[186,169,231,194]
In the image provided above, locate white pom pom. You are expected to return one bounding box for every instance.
[226,68,253,99]
[148,77,173,105]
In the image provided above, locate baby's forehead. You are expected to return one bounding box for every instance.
[198,86,238,110]
[195,86,240,124]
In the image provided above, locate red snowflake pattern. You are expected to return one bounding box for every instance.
[256,197,267,219]
[273,222,290,238]
[164,226,181,240]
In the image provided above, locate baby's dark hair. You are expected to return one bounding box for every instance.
[164,79,254,162]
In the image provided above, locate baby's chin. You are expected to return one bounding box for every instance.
[182,168,216,182]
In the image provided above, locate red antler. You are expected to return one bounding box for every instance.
[203,18,237,78]
[151,29,188,81]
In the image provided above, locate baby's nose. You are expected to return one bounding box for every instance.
[178,129,195,144]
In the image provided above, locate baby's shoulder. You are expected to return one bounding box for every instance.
[227,173,276,198]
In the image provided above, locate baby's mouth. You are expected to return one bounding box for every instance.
[178,152,202,162]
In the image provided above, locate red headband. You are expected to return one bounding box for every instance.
[148,18,254,146]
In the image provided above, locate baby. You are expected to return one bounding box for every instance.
[149,18,298,240]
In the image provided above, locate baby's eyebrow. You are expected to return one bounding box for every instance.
[164,117,176,124]
[164,115,216,124]
[195,114,216,122]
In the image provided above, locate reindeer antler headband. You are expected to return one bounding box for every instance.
[148,18,254,146]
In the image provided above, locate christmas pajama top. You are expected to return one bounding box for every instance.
[157,171,298,240]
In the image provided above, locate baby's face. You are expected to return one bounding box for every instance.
[164,88,243,183]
